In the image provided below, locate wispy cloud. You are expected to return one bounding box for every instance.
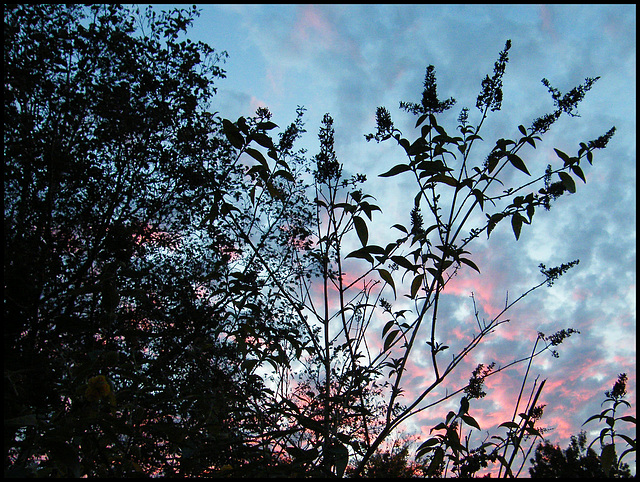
[184,3,635,471]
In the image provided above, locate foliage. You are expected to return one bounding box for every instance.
[415,334,557,477]
[4,4,279,477]
[217,40,616,477]
[4,4,623,477]
[346,439,428,478]
[580,373,637,477]
[527,373,636,478]
[529,431,633,478]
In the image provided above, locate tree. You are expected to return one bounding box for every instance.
[527,374,636,478]
[218,40,617,476]
[529,431,633,478]
[4,4,290,476]
[346,439,428,478]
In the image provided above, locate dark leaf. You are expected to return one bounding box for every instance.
[571,164,586,183]
[353,216,369,246]
[410,274,424,299]
[379,163,411,177]
[461,414,481,431]
[460,257,481,273]
[383,329,400,352]
[378,269,396,298]
[511,212,523,240]
[391,255,417,273]
[222,119,244,149]
[508,153,530,175]
[558,171,576,193]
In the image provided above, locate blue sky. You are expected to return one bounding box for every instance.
[161,3,635,472]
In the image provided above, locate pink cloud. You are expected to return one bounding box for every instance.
[249,95,268,113]
[288,5,362,64]
[442,264,505,321]
[538,5,558,42]
[265,67,285,99]
[291,5,337,50]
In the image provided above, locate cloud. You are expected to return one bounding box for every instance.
[186,3,635,472]
[291,4,340,52]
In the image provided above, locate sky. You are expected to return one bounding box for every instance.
[160,3,636,473]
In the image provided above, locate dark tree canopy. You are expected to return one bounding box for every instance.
[529,432,632,478]
[4,4,285,476]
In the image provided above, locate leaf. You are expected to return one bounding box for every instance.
[416,437,440,453]
[620,447,636,464]
[382,320,395,338]
[472,189,485,210]
[345,247,373,263]
[379,163,411,177]
[487,212,504,238]
[237,116,249,134]
[346,245,386,263]
[425,447,445,476]
[383,329,400,352]
[571,164,586,183]
[619,415,637,424]
[458,396,470,415]
[498,421,520,430]
[554,148,571,164]
[511,212,523,240]
[359,200,382,220]
[245,147,269,169]
[524,425,542,436]
[415,113,428,128]
[558,171,576,193]
[222,119,244,149]
[256,120,278,130]
[378,269,396,298]
[431,422,448,433]
[617,433,636,447]
[461,414,481,431]
[460,257,480,273]
[508,153,530,175]
[353,216,368,246]
[582,413,604,426]
[444,410,456,425]
[274,169,295,182]
[251,132,275,149]
[410,274,424,299]
[391,255,417,273]
[429,174,458,187]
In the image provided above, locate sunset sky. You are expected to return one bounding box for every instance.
[162,3,636,472]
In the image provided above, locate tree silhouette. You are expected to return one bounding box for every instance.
[4,4,286,476]
[5,4,626,478]
[218,40,618,476]
[529,431,633,478]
